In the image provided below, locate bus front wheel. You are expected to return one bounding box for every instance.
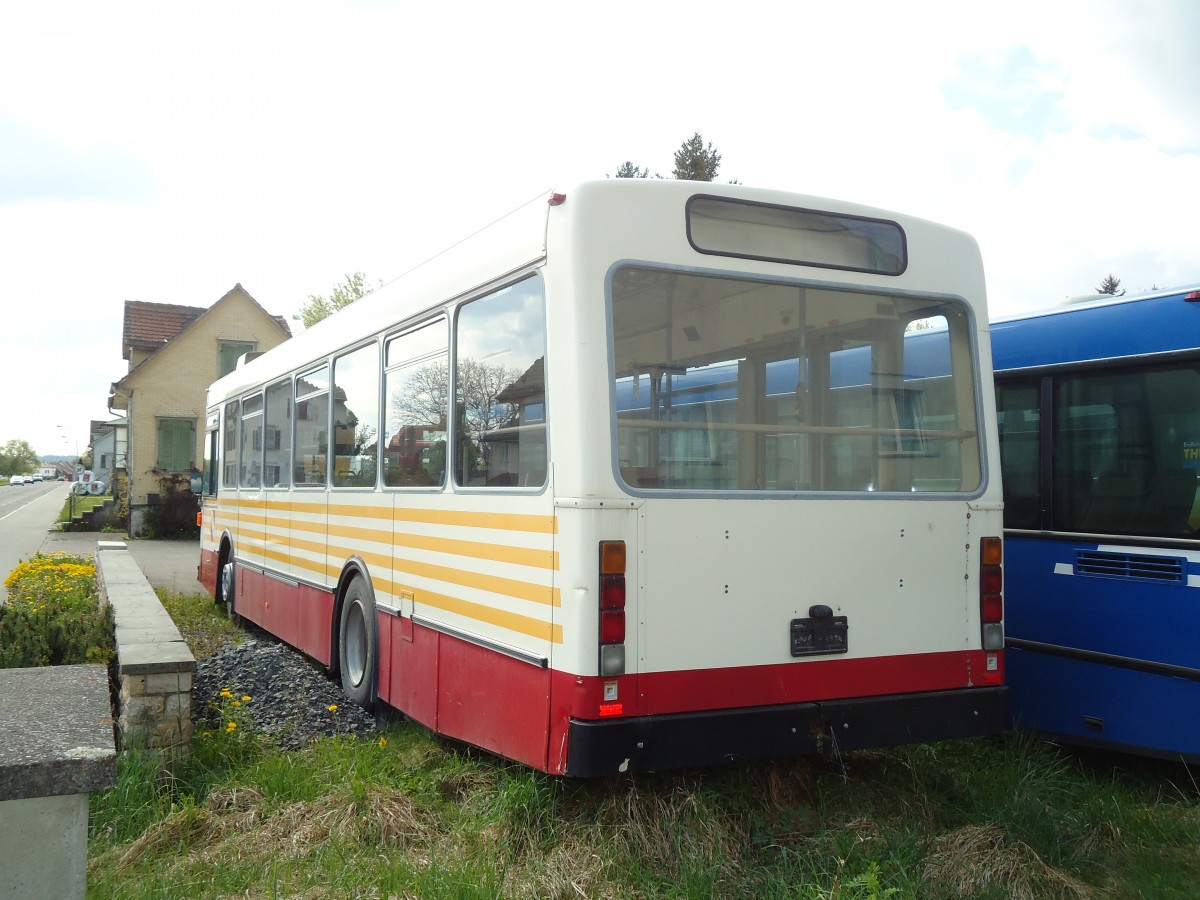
[218,558,238,621]
[338,576,377,711]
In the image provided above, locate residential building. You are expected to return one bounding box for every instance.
[90,418,126,488]
[108,284,291,533]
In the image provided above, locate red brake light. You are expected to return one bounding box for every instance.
[600,610,626,644]
[600,574,625,610]
[980,567,1003,595]
[982,593,1003,623]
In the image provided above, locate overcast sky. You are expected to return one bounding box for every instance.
[3,0,1198,457]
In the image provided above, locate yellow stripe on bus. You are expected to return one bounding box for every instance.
[221,497,557,534]
[281,517,559,571]
[386,555,558,606]
[215,506,559,571]
[378,581,563,644]
[230,527,558,608]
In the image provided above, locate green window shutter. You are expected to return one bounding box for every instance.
[219,342,257,378]
[158,419,196,472]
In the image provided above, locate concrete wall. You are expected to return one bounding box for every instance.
[96,542,197,751]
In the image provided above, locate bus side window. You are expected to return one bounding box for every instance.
[384,320,448,488]
[331,343,381,488]
[454,278,547,489]
[996,380,1041,529]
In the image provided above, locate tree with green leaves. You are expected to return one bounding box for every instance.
[0,439,39,477]
[294,272,381,329]
[1096,274,1124,296]
[614,161,652,179]
[672,132,722,181]
[612,132,734,183]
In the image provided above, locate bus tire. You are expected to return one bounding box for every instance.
[218,558,238,621]
[338,576,377,711]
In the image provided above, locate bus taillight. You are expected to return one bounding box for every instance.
[980,537,1004,651]
[599,541,626,676]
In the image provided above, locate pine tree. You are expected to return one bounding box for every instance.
[1095,274,1124,296]
[671,132,721,182]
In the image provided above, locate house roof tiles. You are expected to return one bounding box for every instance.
[122,301,206,358]
[121,285,292,361]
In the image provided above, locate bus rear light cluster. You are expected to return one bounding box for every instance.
[599,540,626,676]
[980,536,1004,651]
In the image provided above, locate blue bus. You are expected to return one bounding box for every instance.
[991,284,1200,762]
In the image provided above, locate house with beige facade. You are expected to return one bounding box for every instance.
[109,284,291,533]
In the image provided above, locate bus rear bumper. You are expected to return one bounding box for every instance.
[565,686,1008,777]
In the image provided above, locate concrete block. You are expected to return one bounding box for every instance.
[0,665,115,802]
[118,640,196,675]
[0,793,89,899]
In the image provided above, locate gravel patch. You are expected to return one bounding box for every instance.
[193,638,377,749]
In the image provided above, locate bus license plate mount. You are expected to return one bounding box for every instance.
[790,607,848,657]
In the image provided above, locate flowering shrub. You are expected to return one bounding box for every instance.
[193,685,263,767]
[0,552,113,668]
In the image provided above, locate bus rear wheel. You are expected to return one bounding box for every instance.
[338,576,377,710]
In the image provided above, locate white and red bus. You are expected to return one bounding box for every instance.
[199,179,1006,775]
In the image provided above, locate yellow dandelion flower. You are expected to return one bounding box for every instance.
[231,700,241,707]
[220,689,233,698]
[327,704,338,712]
[378,737,388,749]
[226,721,237,732]
[242,695,252,702]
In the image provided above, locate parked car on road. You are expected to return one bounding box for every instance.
[9,475,25,485]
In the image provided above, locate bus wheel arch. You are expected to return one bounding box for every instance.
[334,562,378,712]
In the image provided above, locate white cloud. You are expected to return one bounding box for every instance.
[1,0,1198,455]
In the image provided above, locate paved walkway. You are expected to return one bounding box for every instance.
[39,531,207,595]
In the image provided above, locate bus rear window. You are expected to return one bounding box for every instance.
[611,267,980,495]
[687,195,906,276]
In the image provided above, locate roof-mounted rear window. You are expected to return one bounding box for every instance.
[686,195,907,276]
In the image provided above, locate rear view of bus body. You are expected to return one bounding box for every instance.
[200,179,1007,775]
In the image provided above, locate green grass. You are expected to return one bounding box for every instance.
[155,587,243,660]
[87,595,1200,899]
[56,491,114,525]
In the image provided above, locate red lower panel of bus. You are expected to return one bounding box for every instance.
[378,614,552,771]
[632,648,1004,716]
[235,566,334,666]
[199,547,218,595]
